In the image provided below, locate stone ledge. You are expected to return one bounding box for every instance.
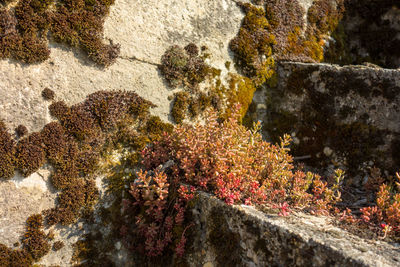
[184,192,400,267]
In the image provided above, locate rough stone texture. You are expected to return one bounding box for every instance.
[251,62,400,177]
[0,169,55,247]
[0,0,245,265]
[183,192,400,267]
[326,0,400,68]
[0,0,245,132]
[1,0,400,266]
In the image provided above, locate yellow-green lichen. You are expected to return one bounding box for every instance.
[229,3,276,87]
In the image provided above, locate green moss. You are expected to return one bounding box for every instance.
[226,74,257,120]
[142,116,173,141]
[159,44,209,89]
[171,91,190,124]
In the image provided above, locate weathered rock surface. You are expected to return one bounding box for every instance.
[183,192,400,267]
[1,0,400,266]
[251,62,400,177]
[0,0,245,265]
[0,0,244,132]
[326,0,400,68]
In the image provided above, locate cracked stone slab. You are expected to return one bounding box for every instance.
[184,192,400,267]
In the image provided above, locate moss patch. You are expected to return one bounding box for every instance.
[0,120,16,180]
[159,43,208,89]
[0,88,174,264]
[0,0,119,66]
[229,3,276,87]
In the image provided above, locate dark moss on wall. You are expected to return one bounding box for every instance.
[0,214,50,266]
[22,214,50,260]
[0,0,119,66]
[325,0,400,68]
[0,244,33,267]
[15,124,28,137]
[209,206,241,266]
[0,120,16,179]
[41,88,55,100]
[15,132,46,177]
[263,64,396,174]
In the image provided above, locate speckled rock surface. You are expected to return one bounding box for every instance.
[0,0,245,133]
[250,62,400,177]
[0,0,245,265]
[1,0,400,266]
[183,192,400,267]
[326,0,400,68]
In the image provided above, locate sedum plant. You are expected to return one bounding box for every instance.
[123,105,343,258]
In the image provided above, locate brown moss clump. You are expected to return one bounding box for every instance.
[48,101,69,119]
[0,90,167,265]
[41,87,55,100]
[142,115,173,141]
[0,0,119,66]
[61,105,99,140]
[15,132,45,177]
[159,44,208,89]
[184,42,199,57]
[0,120,16,179]
[83,90,153,131]
[22,214,50,260]
[15,124,28,138]
[45,179,98,225]
[52,241,64,251]
[50,0,120,67]
[40,122,69,164]
[0,243,33,267]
